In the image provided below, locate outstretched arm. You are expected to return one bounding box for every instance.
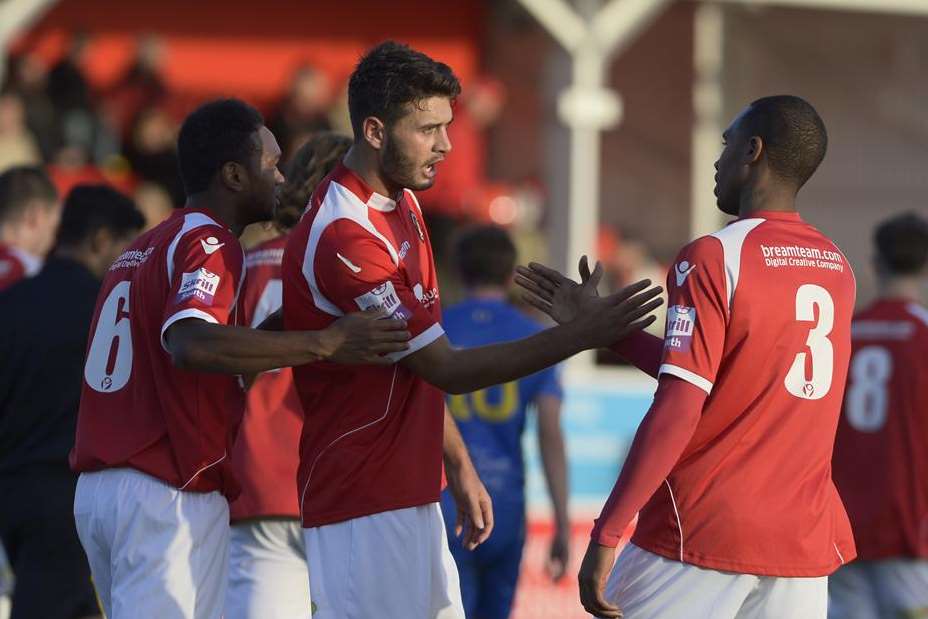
[577,376,706,618]
[401,279,663,394]
[164,308,410,374]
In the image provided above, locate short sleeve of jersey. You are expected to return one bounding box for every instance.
[160,226,244,348]
[658,236,728,395]
[314,219,443,360]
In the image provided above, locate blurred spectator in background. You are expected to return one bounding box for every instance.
[441,225,568,619]
[105,35,168,140]
[269,64,332,160]
[0,93,41,171]
[133,181,174,231]
[124,105,183,205]
[0,184,144,619]
[0,166,60,291]
[226,131,351,619]
[2,53,57,161]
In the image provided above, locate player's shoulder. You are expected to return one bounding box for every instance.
[905,302,928,333]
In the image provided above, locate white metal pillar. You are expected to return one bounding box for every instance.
[518,0,672,372]
[0,0,56,84]
[689,2,726,239]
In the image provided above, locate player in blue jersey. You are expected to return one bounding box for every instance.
[440,225,569,619]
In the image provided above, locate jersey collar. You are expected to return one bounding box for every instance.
[742,210,803,222]
[8,246,42,276]
[332,163,399,213]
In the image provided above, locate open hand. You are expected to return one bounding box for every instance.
[319,307,411,364]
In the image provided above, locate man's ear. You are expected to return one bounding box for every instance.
[220,161,248,192]
[362,116,386,151]
[746,136,764,165]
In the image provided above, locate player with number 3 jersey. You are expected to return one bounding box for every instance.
[830,213,928,619]
[518,96,856,619]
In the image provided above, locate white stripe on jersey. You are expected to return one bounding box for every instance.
[301,181,401,317]
[709,218,765,310]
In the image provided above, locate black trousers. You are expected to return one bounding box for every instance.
[0,466,100,619]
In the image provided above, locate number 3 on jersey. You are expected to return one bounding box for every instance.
[784,284,835,400]
[85,281,133,393]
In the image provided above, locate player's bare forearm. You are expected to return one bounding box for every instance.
[537,395,569,532]
[165,319,327,373]
[442,405,472,471]
[610,330,664,378]
[590,376,705,547]
[165,309,410,373]
[404,325,587,395]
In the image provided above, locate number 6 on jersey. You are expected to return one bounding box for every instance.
[85,281,133,393]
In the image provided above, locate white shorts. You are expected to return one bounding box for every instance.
[225,519,311,619]
[829,559,928,619]
[73,468,229,619]
[605,543,827,619]
[304,502,464,619]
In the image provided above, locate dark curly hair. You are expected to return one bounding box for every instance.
[176,98,263,196]
[874,212,928,276]
[276,132,352,230]
[348,41,461,138]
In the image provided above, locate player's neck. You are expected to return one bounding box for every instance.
[879,277,924,305]
[467,286,507,300]
[54,244,102,278]
[738,184,797,218]
[343,145,404,202]
[184,194,245,236]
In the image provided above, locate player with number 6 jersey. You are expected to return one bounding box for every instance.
[70,101,409,619]
[830,213,928,619]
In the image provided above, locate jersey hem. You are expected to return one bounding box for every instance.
[631,536,855,577]
[301,493,441,529]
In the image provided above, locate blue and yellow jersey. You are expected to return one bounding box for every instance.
[443,297,563,507]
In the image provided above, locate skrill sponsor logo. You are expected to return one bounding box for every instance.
[354,281,404,317]
[177,268,221,305]
[665,305,696,352]
[398,240,411,261]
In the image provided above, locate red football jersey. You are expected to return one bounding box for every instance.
[832,299,928,560]
[631,210,857,577]
[229,235,303,521]
[71,207,246,497]
[0,244,40,292]
[282,164,445,528]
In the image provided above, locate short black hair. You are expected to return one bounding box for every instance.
[348,41,461,138]
[278,132,352,230]
[874,212,928,276]
[0,166,58,225]
[742,95,827,189]
[177,98,264,196]
[454,225,517,288]
[56,184,145,248]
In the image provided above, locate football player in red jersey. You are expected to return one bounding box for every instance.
[281,42,663,619]
[225,131,351,619]
[71,100,410,619]
[830,212,928,619]
[0,166,60,292]
[519,96,856,619]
